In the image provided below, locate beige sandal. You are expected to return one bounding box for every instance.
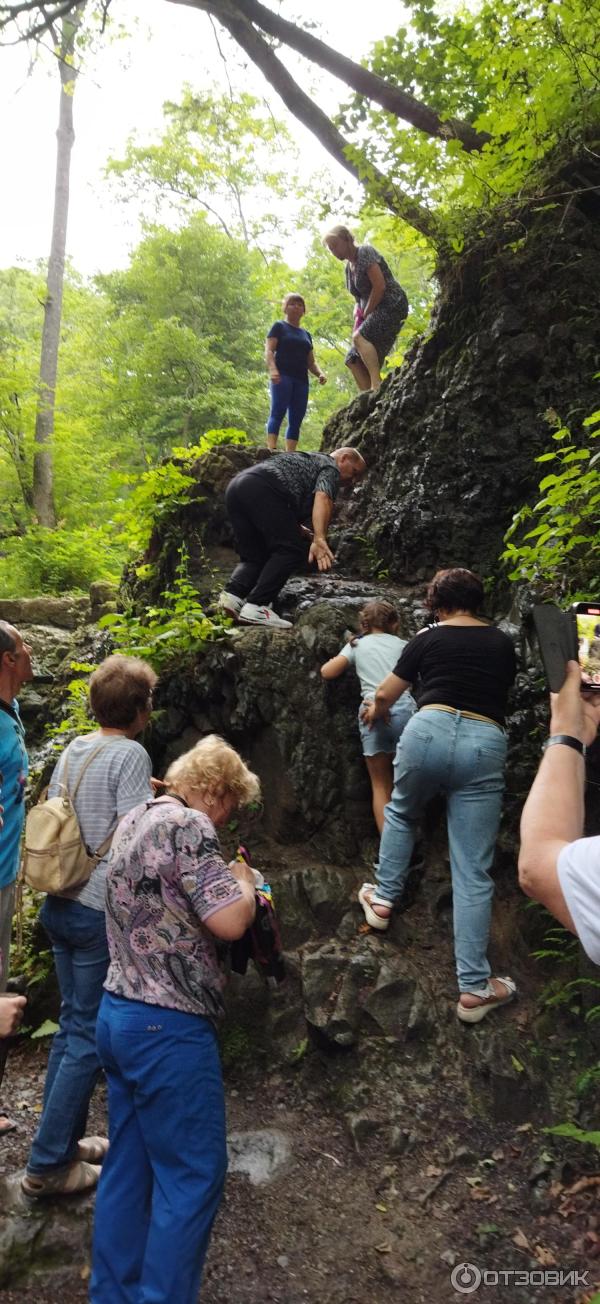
[457,976,516,1024]
[78,1135,109,1163]
[21,1160,101,1198]
[358,883,393,931]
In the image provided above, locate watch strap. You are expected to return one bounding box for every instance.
[543,734,586,756]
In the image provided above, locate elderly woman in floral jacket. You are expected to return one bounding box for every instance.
[90,734,259,1304]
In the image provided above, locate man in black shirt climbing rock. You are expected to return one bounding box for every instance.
[218,448,366,629]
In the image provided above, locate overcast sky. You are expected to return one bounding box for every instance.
[1,0,405,276]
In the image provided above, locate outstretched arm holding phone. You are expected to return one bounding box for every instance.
[519,661,600,953]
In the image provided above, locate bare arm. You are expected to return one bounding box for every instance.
[519,661,600,930]
[309,490,335,571]
[363,262,386,317]
[203,860,256,942]
[321,653,350,680]
[307,349,326,384]
[265,336,280,382]
[361,672,410,727]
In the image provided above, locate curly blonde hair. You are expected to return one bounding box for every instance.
[165,735,260,808]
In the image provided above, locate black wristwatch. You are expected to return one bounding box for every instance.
[543,734,586,756]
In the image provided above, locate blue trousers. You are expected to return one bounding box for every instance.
[266,374,309,443]
[375,709,508,992]
[27,897,109,1174]
[91,992,227,1304]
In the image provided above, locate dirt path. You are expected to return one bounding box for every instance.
[1,1037,599,1304]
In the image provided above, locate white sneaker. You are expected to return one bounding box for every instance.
[217,591,243,618]
[239,603,292,629]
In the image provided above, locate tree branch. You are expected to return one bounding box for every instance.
[168,0,488,151]
[170,2,439,240]
[0,1,80,38]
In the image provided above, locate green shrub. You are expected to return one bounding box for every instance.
[0,525,124,597]
[502,395,600,595]
[118,428,249,559]
[100,549,229,672]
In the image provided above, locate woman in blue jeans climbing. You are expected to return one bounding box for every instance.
[359,568,518,1023]
[265,293,327,452]
[22,655,157,1198]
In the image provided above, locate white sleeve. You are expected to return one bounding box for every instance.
[557,836,600,965]
[339,643,355,664]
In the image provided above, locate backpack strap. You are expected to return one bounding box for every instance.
[60,737,120,802]
[59,737,129,861]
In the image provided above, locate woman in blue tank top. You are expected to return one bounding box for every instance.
[265,293,327,452]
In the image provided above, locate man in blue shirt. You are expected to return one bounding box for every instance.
[0,620,31,1132]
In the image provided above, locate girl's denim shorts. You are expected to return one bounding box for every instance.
[358,694,417,757]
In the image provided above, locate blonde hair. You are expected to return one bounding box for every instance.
[324,224,353,244]
[165,735,260,808]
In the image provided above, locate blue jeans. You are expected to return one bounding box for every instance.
[27,896,109,1175]
[376,709,508,992]
[91,992,227,1304]
[266,374,309,443]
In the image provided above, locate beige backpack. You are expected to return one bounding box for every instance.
[23,741,117,894]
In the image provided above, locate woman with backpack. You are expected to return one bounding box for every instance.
[22,654,157,1198]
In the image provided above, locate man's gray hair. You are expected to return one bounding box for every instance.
[0,621,17,660]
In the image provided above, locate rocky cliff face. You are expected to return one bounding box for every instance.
[10,154,600,1145]
[322,151,600,582]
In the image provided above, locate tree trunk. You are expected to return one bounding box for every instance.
[32,4,85,528]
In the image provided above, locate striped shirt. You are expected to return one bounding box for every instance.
[48,733,153,911]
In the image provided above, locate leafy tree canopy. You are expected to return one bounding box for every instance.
[345,0,600,242]
[106,87,302,256]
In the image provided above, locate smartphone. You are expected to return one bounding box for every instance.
[532,604,577,692]
[572,603,600,691]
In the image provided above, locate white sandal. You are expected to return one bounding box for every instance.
[78,1135,109,1164]
[358,883,393,931]
[457,976,517,1024]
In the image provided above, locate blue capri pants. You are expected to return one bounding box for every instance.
[267,374,309,443]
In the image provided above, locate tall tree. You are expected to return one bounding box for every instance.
[32,1,85,527]
[107,89,301,256]
[3,0,596,247]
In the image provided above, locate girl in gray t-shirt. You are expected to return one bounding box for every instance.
[321,600,416,833]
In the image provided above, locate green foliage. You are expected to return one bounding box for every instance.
[355,534,390,582]
[49,662,96,739]
[106,87,302,256]
[11,886,53,993]
[106,88,301,255]
[220,1023,253,1069]
[341,0,600,242]
[100,549,228,672]
[544,1121,600,1149]
[0,524,123,596]
[97,216,269,456]
[117,427,248,559]
[502,394,600,595]
[31,1019,60,1039]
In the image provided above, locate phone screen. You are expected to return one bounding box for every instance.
[574,603,600,689]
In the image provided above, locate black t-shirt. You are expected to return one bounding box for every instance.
[267,321,313,382]
[393,624,517,725]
